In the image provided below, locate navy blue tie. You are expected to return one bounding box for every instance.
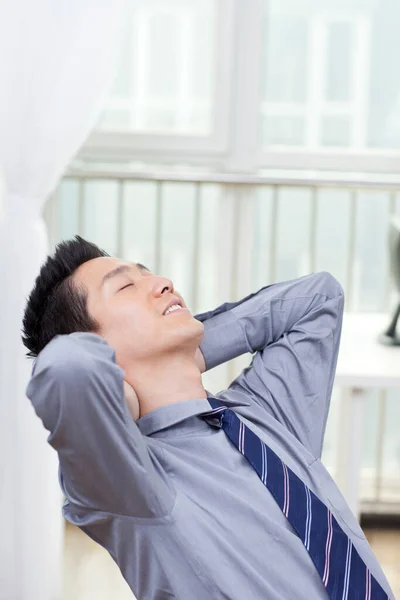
[201,398,389,600]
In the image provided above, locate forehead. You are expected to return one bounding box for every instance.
[73,257,141,287]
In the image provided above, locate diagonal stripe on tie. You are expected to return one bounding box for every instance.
[201,398,390,600]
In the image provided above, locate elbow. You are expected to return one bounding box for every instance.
[27,336,95,405]
[313,271,345,303]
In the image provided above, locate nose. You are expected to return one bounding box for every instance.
[151,275,174,297]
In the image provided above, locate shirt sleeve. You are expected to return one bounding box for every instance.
[26,332,175,518]
[195,272,345,459]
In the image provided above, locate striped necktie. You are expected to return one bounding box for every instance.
[201,397,389,600]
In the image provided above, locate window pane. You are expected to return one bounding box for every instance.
[262,15,308,103]
[261,0,400,149]
[261,115,305,145]
[96,0,216,135]
[321,116,351,146]
[325,22,353,103]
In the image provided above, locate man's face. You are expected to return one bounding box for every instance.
[73,257,204,371]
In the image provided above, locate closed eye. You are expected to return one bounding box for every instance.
[119,283,134,291]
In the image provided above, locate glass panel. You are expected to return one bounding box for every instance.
[325,22,353,103]
[261,116,305,145]
[121,181,159,269]
[275,187,312,281]
[321,116,351,146]
[252,187,276,287]
[314,189,352,286]
[82,180,120,256]
[158,183,197,308]
[262,14,308,103]
[97,0,216,135]
[58,179,80,241]
[198,186,233,396]
[147,14,179,99]
[352,191,390,311]
[196,184,221,314]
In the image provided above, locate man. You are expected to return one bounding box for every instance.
[23,235,394,600]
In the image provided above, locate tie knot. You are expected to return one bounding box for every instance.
[201,398,228,428]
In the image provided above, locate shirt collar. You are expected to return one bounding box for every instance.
[136,391,250,436]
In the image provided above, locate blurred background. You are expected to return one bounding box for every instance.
[1,0,400,598]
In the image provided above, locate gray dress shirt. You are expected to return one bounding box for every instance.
[26,272,395,600]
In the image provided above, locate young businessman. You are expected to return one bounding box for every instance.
[23,236,394,600]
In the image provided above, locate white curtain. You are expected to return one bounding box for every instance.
[0,1,127,598]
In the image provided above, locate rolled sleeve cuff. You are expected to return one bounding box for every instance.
[199,311,251,371]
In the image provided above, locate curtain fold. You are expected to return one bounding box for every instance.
[0,2,127,598]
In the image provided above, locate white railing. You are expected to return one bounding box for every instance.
[46,168,400,308]
[44,167,400,514]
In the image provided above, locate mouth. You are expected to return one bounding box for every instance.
[163,299,186,316]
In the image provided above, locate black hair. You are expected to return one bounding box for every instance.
[22,235,109,358]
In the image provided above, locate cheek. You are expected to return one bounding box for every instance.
[105,304,158,352]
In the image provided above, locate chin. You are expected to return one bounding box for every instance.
[187,315,205,340]
[167,315,204,346]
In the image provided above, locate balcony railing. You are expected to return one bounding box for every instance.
[44,167,400,514]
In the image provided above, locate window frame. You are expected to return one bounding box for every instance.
[80,0,235,164]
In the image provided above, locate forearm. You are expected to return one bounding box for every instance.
[196,272,344,371]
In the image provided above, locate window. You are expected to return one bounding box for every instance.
[80,0,400,173]
[259,0,400,171]
[83,0,232,163]
[97,0,217,135]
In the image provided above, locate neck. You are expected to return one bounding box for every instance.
[125,350,207,419]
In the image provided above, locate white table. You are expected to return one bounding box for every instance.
[334,312,400,519]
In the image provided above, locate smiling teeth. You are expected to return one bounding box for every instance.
[164,304,182,315]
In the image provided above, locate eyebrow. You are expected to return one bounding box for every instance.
[101,263,150,286]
